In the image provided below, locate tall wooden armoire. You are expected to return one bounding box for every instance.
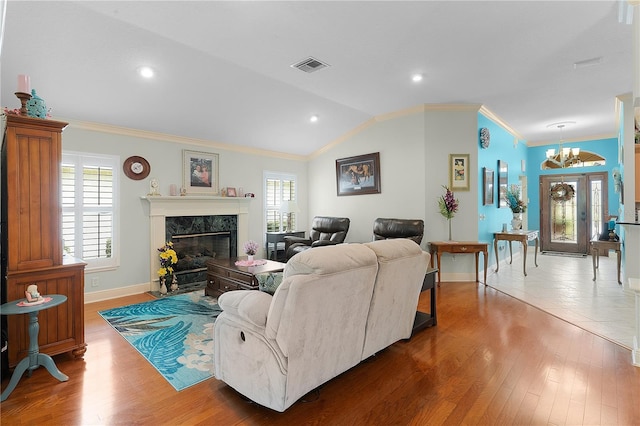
[1,114,86,367]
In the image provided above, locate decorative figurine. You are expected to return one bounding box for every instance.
[170,275,179,292]
[25,284,42,302]
[148,178,160,196]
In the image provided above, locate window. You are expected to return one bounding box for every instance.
[264,172,297,233]
[62,152,119,271]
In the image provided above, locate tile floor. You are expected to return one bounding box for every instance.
[484,246,636,350]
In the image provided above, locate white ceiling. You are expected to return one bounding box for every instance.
[0,1,634,157]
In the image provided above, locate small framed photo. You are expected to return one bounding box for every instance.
[449,154,470,191]
[335,152,381,196]
[183,150,219,195]
[483,167,494,205]
[226,187,237,197]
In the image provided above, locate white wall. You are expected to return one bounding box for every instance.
[308,111,426,245]
[308,105,482,281]
[66,103,487,299]
[63,125,307,299]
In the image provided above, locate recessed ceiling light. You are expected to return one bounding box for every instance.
[138,66,155,78]
[411,73,423,82]
[310,115,319,123]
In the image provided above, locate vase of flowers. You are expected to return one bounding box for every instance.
[157,242,178,295]
[438,185,459,240]
[243,240,259,262]
[505,184,526,230]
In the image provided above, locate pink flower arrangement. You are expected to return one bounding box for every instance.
[243,240,259,256]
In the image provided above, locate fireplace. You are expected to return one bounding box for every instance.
[143,196,250,291]
[165,215,237,286]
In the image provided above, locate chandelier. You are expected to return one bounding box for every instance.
[545,123,581,168]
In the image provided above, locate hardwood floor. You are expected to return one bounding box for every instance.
[1,283,639,425]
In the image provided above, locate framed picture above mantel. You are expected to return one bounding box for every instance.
[335,152,381,196]
[183,149,219,195]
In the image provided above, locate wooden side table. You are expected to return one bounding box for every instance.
[590,239,622,284]
[412,268,438,335]
[0,295,69,401]
[494,230,539,276]
[428,241,488,285]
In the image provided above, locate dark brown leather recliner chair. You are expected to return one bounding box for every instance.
[284,216,350,261]
[372,218,424,245]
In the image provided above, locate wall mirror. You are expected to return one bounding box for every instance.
[498,160,508,208]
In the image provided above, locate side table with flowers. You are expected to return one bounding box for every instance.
[505,184,527,230]
[438,185,459,240]
[158,242,178,295]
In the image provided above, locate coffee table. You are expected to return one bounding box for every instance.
[205,257,286,298]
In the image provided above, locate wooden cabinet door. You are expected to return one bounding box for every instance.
[6,260,86,366]
[4,115,66,271]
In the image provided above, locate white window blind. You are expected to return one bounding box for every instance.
[264,172,296,233]
[62,152,119,270]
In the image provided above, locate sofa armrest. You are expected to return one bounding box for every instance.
[311,240,341,248]
[218,290,273,328]
[283,236,312,252]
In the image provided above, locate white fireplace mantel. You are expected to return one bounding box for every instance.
[142,195,251,288]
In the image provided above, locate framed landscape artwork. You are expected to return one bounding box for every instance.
[449,154,470,191]
[183,150,219,195]
[335,152,381,196]
[483,167,494,205]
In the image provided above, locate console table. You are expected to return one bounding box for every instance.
[590,239,622,284]
[493,230,539,276]
[206,257,286,297]
[265,231,305,261]
[1,295,69,401]
[428,241,488,285]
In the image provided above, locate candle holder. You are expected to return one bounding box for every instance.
[14,92,32,115]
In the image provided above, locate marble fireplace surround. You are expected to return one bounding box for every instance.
[142,196,250,290]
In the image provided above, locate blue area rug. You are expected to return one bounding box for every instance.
[98,291,222,391]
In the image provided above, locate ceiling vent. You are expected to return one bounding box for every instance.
[291,57,330,73]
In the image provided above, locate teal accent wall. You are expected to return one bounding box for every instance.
[526,138,620,234]
[477,114,527,265]
[478,111,621,266]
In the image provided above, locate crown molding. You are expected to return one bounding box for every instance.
[56,117,306,162]
[478,105,525,141]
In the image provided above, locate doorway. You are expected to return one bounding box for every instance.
[539,172,608,255]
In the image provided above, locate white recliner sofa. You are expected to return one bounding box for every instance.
[213,239,430,412]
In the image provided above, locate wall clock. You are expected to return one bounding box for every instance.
[479,127,490,149]
[123,156,150,180]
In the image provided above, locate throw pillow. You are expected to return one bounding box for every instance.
[256,272,284,295]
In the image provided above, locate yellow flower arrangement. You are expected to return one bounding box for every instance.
[157,242,178,278]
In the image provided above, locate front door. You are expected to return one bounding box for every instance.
[540,172,608,255]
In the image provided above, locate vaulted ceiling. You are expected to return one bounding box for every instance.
[0,1,634,157]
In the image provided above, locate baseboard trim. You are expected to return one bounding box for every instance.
[85,283,150,304]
